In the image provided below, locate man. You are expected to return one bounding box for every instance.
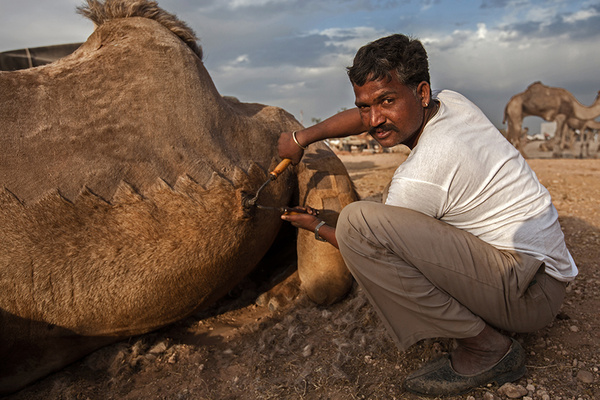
[277,34,577,396]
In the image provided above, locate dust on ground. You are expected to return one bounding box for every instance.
[7,142,600,400]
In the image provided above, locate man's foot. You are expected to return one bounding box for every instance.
[451,325,512,375]
[403,338,526,397]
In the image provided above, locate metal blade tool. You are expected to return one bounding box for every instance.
[245,158,316,215]
[246,158,291,208]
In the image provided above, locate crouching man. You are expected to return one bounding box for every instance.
[277,34,577,396]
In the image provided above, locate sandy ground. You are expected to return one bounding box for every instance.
[6,141,600,400]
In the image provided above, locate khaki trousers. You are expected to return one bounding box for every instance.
[335,201,566,351]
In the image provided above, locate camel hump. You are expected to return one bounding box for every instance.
[528,81,543,89]
[77,0,202,60]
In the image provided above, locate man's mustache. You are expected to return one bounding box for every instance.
[368,123,400,136]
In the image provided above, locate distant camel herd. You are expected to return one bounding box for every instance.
[503,81,600,158]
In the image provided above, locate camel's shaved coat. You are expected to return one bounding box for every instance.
[0,0,357,394]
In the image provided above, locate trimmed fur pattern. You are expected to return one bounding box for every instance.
[0,0,357,395]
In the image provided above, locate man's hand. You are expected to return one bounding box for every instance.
[280,205,320,230]
[278,131,305,165]
[281,206,338,248]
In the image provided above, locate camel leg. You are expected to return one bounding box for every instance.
[255,270,302,311]
[506,116,523,152]
[295,146,359,305]
[552,116,567,157]
[517,127,529,158]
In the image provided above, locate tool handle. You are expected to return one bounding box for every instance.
[269,158,292,180]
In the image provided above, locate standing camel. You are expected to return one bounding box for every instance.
[562,118,600,158]
[503,81,600,157]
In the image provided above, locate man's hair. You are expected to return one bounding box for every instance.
[347,34,430,90]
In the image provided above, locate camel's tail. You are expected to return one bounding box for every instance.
[76,0,202,60]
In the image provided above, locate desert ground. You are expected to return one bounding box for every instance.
[6,140,600,400]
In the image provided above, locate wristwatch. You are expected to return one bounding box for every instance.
[314,220,327,242]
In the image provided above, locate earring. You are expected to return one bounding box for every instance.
[424,102,428,107]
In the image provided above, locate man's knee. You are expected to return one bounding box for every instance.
[337,201,411,246]
[336,201,377,246]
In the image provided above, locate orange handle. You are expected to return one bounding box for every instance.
[269,158,292,180]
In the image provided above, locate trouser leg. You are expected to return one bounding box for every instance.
[335,201,566,351]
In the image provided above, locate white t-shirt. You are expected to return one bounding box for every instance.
[385,90,577,282]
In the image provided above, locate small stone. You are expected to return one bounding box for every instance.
[466,396,475,400]
[302,344,313,357]
[569,325,579,332]
[577,370,595,383]
[498,382,529,398]
[149,341,168,354]
[482,392,497,400]
[523,396,533,400]
[526,383,535,393]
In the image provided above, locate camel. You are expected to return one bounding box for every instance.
[503,81,600,157]
[561,118,600,158]
[0,0,358,395]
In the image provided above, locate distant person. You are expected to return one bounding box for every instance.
[277,34,577,396]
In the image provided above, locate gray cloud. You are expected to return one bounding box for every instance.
[248,34,334,68]
[497,4,600,42]
[0,1,91,51]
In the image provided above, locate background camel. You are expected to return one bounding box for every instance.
[561,118,600,158]
[503,81,600,157]
[0,0,358,394]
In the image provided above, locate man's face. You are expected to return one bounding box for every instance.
[353,76,430,149]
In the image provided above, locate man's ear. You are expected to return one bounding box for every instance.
[417,81,431,107]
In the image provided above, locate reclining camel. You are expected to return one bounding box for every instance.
[0,0,357,394]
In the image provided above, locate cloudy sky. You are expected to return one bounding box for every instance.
[1,0,599,133]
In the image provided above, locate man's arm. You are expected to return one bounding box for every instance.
[277,109,365,246]
[278,108,367,163]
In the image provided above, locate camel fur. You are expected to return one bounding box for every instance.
[0,0,357,394]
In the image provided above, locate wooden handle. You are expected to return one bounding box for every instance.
[269,158,292,180]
